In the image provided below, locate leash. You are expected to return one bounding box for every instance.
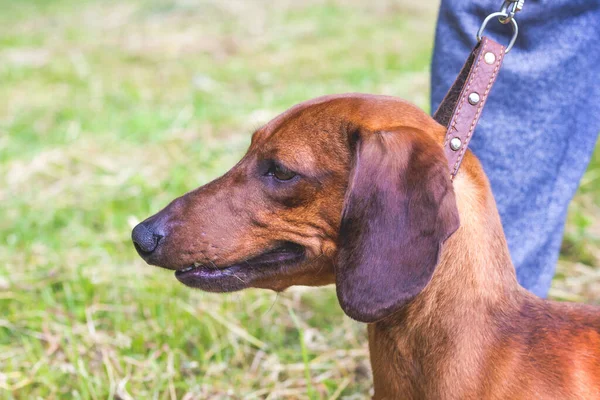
[433,0,524,179]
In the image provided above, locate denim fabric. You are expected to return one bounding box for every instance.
[431,0,600,297]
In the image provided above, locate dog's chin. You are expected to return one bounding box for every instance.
[173,242,305,292]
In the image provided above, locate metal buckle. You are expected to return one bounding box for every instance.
[477,11,519,53]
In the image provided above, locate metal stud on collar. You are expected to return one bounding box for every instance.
[450,137,462,151]
[468,92,481,105]
[484,52,496,65]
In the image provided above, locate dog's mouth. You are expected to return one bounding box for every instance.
[174,242,305,292]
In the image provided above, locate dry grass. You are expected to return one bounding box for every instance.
[0,0,598,399]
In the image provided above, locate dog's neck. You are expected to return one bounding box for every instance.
[426,154,521,308]
[369,152,528,399]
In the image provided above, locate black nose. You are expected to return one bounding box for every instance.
[132,222,163,255]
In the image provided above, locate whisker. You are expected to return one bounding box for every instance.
[265,292,280,315]
[224,271,246,284]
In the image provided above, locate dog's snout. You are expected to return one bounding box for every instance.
[132,222,163,255]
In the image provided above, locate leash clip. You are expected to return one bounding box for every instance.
[499,0,524,24]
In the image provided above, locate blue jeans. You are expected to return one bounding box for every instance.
[431,0,600,297]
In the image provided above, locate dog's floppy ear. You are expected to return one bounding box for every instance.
[336,127,460,323]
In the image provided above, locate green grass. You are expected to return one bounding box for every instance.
[0,0,598,398]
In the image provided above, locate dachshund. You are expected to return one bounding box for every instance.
[132,93,600,399]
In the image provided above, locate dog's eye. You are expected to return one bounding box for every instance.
[267,164,297,181]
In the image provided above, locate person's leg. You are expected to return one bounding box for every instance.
[431,0,600,297]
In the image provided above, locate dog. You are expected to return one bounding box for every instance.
[132,93,600,399]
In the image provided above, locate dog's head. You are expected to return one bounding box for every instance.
[132,94,459,322]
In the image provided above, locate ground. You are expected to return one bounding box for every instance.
[0,0,598,399]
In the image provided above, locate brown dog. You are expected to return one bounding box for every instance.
[132,94,600,399]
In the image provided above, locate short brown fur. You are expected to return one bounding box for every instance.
[134,94,600,399]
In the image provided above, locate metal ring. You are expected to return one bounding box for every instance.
[476,12,519,53]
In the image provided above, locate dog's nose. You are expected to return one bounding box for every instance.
[132,222,163,255]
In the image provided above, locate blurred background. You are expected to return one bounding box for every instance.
[1,0,598,398]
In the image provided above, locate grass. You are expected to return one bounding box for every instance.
[0,0,598,398]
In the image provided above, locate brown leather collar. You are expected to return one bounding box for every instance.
[433,37,506,178]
